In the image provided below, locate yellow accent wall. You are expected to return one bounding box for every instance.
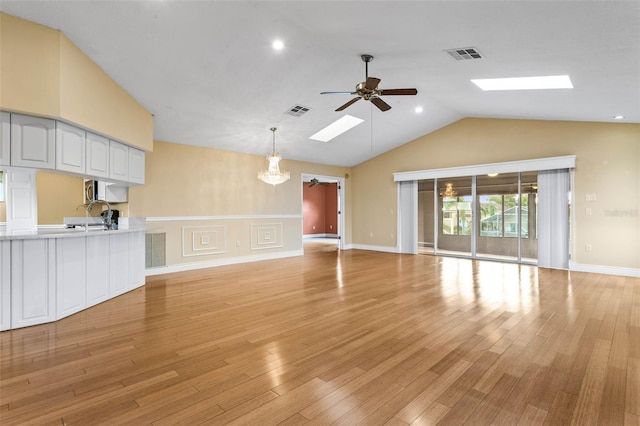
[0,13,153,151]
[352,118,640,269]
[0,13,60,117]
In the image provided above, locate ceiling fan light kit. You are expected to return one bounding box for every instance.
[321,54,418,112]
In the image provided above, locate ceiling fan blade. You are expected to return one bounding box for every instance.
[379,88,418,96]
[371,97,391,111]
[365,77,381,90]
[321,91,357,95]
[335,97,361,111]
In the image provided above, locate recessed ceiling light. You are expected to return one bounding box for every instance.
[613,115,625,120]
[414,106,424,113]
[272,40,284,51]
[310,115,364,142]
[471,75,573,91]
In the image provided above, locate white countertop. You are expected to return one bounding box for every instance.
[0,226,147,241]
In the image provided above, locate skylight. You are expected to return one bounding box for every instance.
[310,115,364,142]
[471,75,573,91]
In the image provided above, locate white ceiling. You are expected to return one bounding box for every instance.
[2,1,639,167]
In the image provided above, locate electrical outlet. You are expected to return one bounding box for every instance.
[236,240,240,247]
[586,208,592,215]
[369,232,374,237]
[590,193,597,201]
[585,244,592,252]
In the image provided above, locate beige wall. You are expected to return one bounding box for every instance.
[352,118,640,269]
[128,141,351,266]
[0,13,60,117]
[0,13,153,151]
[36,172,86,224]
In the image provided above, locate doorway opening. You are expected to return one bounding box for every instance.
[301,173,344,253]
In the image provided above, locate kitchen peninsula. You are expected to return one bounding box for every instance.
[0,225,145,331]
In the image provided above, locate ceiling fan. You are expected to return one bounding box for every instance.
[308,177,329,187]
[321,54,418,112]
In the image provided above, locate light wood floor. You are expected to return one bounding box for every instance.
[1,243,639,425]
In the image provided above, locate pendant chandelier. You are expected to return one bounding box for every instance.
[440,182,458,197]
[258,127,290,185]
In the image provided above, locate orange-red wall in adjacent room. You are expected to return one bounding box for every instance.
[303,183,338,235]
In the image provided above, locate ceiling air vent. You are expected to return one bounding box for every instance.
[444,47,484,61]
[286,105,310,117]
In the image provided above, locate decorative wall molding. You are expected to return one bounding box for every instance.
[146,249,303,276]
[147,214,301,222]
[181,225,226,257]
[251,223,283,251]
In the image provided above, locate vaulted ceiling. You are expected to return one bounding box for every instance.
[2,1,639,167]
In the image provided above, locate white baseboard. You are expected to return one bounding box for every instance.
[348,244,399,253]
[569,260,640,278]
[145,249,303,276]
[303,233,338,239]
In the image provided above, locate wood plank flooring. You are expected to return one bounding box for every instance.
[1,243,639,425]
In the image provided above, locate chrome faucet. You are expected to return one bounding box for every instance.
[86,199,114,229]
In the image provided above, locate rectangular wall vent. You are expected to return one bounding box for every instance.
[445,47,484,61]
[145,232,166,268]
[286,105,310,117]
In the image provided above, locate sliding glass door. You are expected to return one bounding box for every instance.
[436,176,472,257]
[398,155,574,266]
[417,172,541,264]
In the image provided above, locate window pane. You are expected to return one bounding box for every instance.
[479,195,502,237]
[521,171,538,262]
[437,177,472,256]
[504,194,519,238]
[458,196,472,235]
[476,173,519,260]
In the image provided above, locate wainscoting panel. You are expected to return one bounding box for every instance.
[251,223,283,251]
[182,225,226,257]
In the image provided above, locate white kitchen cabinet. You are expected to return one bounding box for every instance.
[128,147,145,184]
[10,114,55,169]
[128,231,145,290]
[0,240,10,331]
[109,140,129,181]
[56,237,87,319]
[0,112,10,167]
[11,239,56,328]
[109,233,129,297]
[56,121,86,174]
[5,169,38,232]
[86,234,110,307]
[86,131,109,179]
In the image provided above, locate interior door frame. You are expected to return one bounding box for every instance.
[301,173,345,251]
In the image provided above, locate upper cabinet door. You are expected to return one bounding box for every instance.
[128,147,145,185]
[0,112,10,167]
[56,122,86,174]
[86,131,109,179]
[109,140,129,181]
[10,114,55,169]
